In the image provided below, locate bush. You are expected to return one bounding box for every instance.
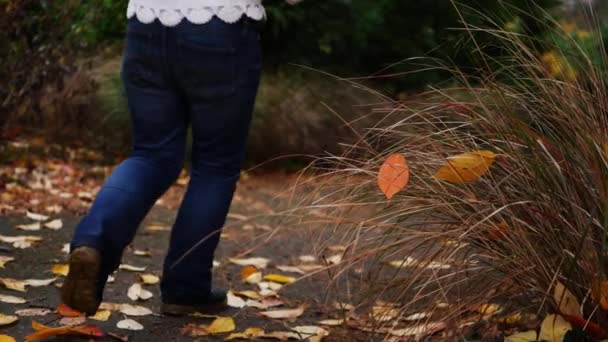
[297,13,608,340]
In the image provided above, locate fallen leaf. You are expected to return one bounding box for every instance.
[241,266,258,280]
[145,224,171,232]
[276,265,307,274]
[139,274,160,285]
[26,211,49,221]
[117,319,143,331]
[0,234,42,249]
[89,310,111,321]
[260,297,285,308]
[259,305,305,319]
[387,322,446,338]
[133,249,151,256]
[207,317,236,334]
[15,308,52,317]
[434,150,496,183]
[0,294,26,304]
[229,257,270,269]
[292,326,329,340]
[554,281,580,316]
[57,304,84,317]
[299,255,316,263]
[227,291,246,308]
[0,278,26,292]
[371,306,400,322]
[495,312,522,325]
[226,327,265,340]
[118,264,146,272]
[52,264,69,276]
[61,244,70,254]
[334,302,355,311]
[258,281,283,291]
[244,299,267,309]
[0,256,14,269]
[16,222,41,231]
[232,290,261,299]
[127,283,153,301]
[478,303,502,318]
[59,317,86,326]
[0,314,18,326]
[263,274,296,284]
[378,153,410,199]
[24,278,56,287]
[244,272,262,284]
[44,219,63,230]
[404,312,430,321]
[318,318,345,326]
[505,330,538,342]
[563,315,606,340]
[326,254,342,265]
[117,304,153,316]
[0,335,15,342]
[100,303,153,316]
[539,314,572,342]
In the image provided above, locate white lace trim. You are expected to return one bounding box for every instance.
[127,0,266,27]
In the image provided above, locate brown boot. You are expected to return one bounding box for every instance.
[161,290,228,316]
[61,246,102,315]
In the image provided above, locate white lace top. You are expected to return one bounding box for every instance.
[127,0,266,27]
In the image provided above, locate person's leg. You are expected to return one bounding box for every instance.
[64,19,187,314]
[161,18,262,308]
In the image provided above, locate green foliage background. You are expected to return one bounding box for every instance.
[1,0,577,163]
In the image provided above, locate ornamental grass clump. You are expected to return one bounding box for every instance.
[295,9,608,340]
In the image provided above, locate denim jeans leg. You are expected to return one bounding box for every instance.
[71,19,187,287]
[161,19,262,303]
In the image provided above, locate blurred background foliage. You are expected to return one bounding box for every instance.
[1,0,603,166]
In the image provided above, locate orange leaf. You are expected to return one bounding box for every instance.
[378,154,409,200]
[57,304,84,317]
[241,266,258,281]
[591,277,608,310]
[26,321,103,341]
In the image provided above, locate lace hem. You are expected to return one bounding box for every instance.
[127,0,266,27]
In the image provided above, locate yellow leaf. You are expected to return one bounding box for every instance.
[505,330,538,342]
[229,257,270,269]
[226,327,265,340]
[206,317,235,334]
[139,274,160,285]
[539,314,572,342]
[495,312,522,325]
[263,274,296,284]
[89,310,111,321]
[0,314,18,326]
[52,264,69,277]
[0,278,26,292]
[0,335,16,342]
[433,150,496,183]
[244,272,262,284]
[478,303,502,318]
[553,281,580,316]
[378,154,410,199]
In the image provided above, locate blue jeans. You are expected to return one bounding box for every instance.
[71,17,262,304]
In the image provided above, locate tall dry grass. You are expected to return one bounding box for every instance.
[289,4,608,339]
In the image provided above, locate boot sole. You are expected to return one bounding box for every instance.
[160,298,228,316]
[61,247,101,316]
